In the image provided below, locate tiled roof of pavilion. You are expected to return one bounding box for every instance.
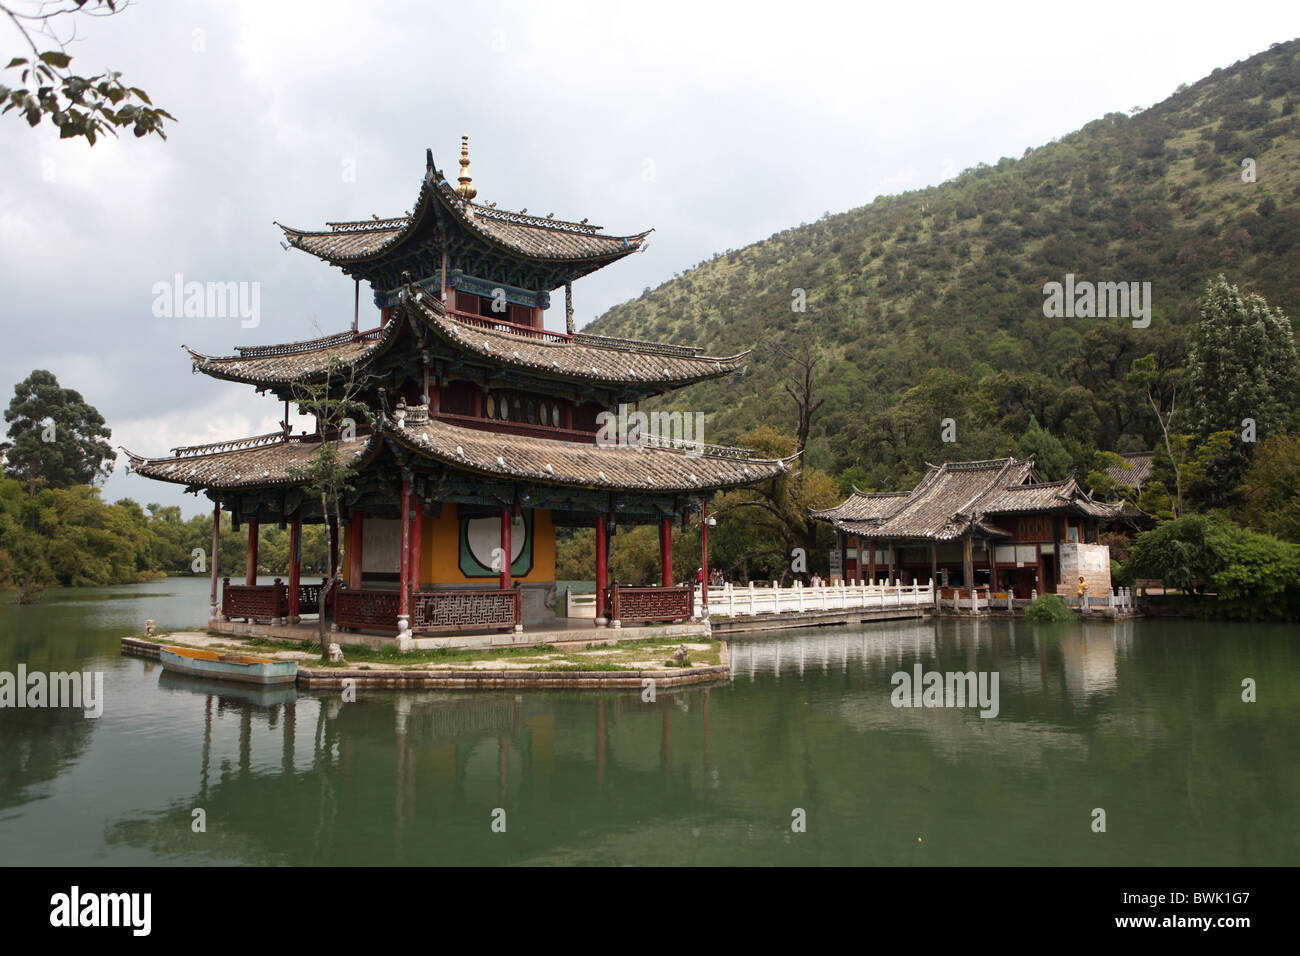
[121,432,377,491]
[380,415,796,493]
[276,149,650,274]
[809,489,909,522]
[183,323,400,387]
[813,458,1118,541]
[405,294,747,385]
[122,417,796,495]
[980,476,1113,515]
[1104,451,1155,489]
[185,293,747,390]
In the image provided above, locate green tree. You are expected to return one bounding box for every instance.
[709,425,838,584]
[1127,354,1186,516]
[1185,275,1299,442]
[1237,434,1300,542]
[1182,430,1248,512]
[1014,416,1072,480]
[1,370,113,494]
[1128,514,1223,595]
[287,358,368,660]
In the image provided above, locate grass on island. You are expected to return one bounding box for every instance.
[140,631,721,672]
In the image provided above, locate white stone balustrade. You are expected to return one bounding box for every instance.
[694,579,935,618]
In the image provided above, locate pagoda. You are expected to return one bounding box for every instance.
[125,139,794,647]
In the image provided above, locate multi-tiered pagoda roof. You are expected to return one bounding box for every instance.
[125,139,786,640]
[131,292,789,500]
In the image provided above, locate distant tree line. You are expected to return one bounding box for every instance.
[0,370,329,596]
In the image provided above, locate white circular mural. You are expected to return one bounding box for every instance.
[465,515,526,573]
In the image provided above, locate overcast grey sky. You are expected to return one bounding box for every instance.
[1,0,1296,515]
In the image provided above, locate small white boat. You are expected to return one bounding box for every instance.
[159,646,298,686]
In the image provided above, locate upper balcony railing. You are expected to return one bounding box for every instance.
[447,308,572,344]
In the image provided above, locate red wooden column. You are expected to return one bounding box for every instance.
[287,515,301,623]
[411,502,424,591]
[245,518,259,585]
[499,508,512,590]
[595,514,608,620]
[398,481,411,624]
[869,540,877,584]
[348,510,364,589]
[701,501,710,613]
[659,516,673,587]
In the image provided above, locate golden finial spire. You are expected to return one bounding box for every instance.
[456,135,477,202]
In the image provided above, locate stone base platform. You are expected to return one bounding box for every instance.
[208,616,710,650]
[293,664,727,691]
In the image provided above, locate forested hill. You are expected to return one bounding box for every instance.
[586,39,1300,491]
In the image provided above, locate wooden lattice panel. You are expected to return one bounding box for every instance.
[222,582,287,622]
[333,589,400,631]
[297,583,330,615]
[411,589,520,632]
[611,585,693,623]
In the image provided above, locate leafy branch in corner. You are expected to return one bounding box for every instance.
[1,1,175,144]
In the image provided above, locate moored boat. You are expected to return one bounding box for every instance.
[159,646,298,686]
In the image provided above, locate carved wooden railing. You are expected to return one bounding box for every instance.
[297,581,337,616]
[222,579,287,622]
[411,588,521,632]
[434,411,595,443]
[222,579,333,621]
[447,309,572,344]
[332,587,522,633]
[333,588,401,632]
[609,583,694,624]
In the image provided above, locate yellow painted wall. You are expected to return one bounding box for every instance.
[421,503,555,585]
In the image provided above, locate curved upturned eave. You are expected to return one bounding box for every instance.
[378,416,797,494]
[183,320,402,389]
[120,433,382,492]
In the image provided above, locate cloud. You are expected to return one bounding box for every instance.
[1,0,1294,514]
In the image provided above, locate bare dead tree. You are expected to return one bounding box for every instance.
[765,337,824,451]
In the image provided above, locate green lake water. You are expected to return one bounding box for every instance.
[1,576,1297,865]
